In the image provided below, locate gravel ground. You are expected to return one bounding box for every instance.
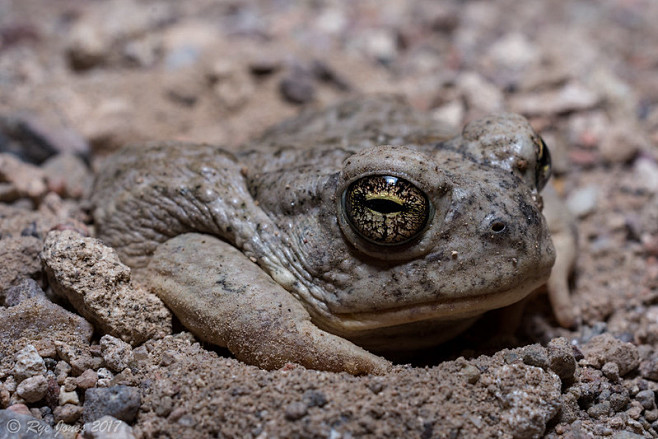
[1,0,658,438]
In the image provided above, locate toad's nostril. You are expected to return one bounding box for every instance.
[490,220,507,233]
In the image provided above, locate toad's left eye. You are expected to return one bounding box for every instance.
[342,175,431,245]
[535,136,551,191]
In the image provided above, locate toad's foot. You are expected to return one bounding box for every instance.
[543,184,579,328]
[145,233,391,375]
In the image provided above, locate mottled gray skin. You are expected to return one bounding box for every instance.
[93,95,557,374]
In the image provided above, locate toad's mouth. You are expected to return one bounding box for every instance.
[309,274,548,336]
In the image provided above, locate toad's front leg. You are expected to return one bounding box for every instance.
[145,232,391,375]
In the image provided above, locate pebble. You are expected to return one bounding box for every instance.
[457,72,504,113]
[55,361,72,384]
[53,403,84,424]
[510,81,600,116]
[487,32,539,71]
[587,401,611,419]
[42,153,92,199]
[0,409,58,439]
[15,375,48,403]
[59,387,80,406]
[634,157,658,193]
[602,361,620,381]
[41,230,172,346]
[0,384,9,408]
[566,186,599,218]
[635,389,656,410]
[55,342,95,376]
[14,345,46,382]
[640,355,658,381]
[547,338,577,382]
[96,368,114,388]
[613,432,646,439]
[609,393,630,412]
[100,335,134,373]
[582,334,640,376]
[0,113,88,164]
[284,401,308,421]
[2,278,44,307]
[0,153,47,201]
[279,68,315,105]
[82,415,136,439]
[66,22,109,71]
[0,236,43,293]
[522,344,550,370]
[599,122,643,164]
[302,390,328,408]
[83,385,141,423]
[76,369,99,390]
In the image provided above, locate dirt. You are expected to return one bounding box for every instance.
[1,0,658,438]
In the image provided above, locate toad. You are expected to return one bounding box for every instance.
[92,95,576,375]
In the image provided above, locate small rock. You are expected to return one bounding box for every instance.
[14,345,46,382]
[522,344,550,370]
[53,403,83,424]
[96,369,114,388]
[582,333,640,376]
[83,386,140,424]
[457,72,504,113]
[5,404,31,416]
[602,361,620,381]
[41,230,172,345]
[2,278,45,307]
[599,122,644,164]
[0,236,43,293]
[613,432,646,439]
[42,153,92,199]
[609,393,630,412]
[284,401,308,421]
[0,384,9,408]
[510,81,600,116]
[0,113,88,164]
[587,400,611,419]
[487,32,539,71]
[55,342,94,376]
[59,387,79,406]
[635,389,656,410]
[82,415,136,439]
[279,67,315,105]
[646,408,658,422]
[76,370,98,390]
[358,29,397,63]
[66,22,109,70]
[15,375,48,403]
[566,186,598,218]
[303,390,328,408]
[547,338,577,382]
[55,361,71,384]
[0,409,58,438]
[100,335,134,373]
[634,157,658,193]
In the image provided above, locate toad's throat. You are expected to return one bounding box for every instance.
[310,274,548,335]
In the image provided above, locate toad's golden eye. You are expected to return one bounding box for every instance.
[535,135,552,191]
[342,175,431,245]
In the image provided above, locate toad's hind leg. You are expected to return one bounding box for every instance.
[145,233,391,375]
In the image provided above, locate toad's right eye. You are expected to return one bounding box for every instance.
[342,175,431,245]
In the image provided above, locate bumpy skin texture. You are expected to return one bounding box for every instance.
[93,95,564,373]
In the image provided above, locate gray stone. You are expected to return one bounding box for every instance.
[83,386,140,423]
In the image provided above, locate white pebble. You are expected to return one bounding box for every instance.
[566,186,599,218]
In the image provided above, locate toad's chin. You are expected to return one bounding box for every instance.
[307,272,550,351]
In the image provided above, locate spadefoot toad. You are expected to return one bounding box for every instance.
[92,95,575,375]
